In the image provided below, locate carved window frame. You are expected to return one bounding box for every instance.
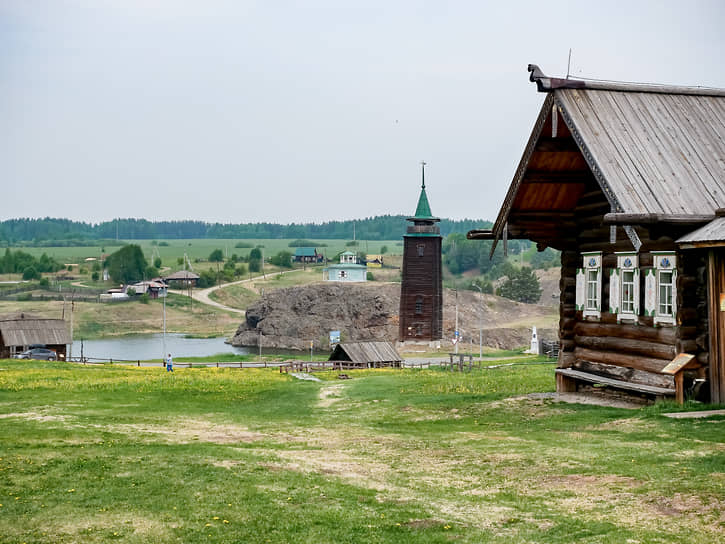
[610,252,640,323]
[576,252,602,320]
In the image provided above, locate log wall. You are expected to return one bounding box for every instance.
[555,185,711,394]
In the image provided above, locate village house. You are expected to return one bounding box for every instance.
[293,247,324,263]
[162,269,200,287]
[469,65,725,403]
[322,251,367,282]
[0,312,71,359]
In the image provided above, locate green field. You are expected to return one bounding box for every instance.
[1,359,723,543]
[14,239,402,270]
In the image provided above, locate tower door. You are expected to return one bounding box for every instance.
[708,249,725,403]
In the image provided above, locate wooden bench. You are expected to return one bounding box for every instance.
[556,353,698,404]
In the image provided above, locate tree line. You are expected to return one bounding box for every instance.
[0,216,490,244]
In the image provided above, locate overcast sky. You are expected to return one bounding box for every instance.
[2,1,724,225]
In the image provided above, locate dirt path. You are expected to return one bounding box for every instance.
[169,269,302,315]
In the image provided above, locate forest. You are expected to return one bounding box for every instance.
[0,216,489,244]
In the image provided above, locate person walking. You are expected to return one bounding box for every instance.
[165,353,173,372]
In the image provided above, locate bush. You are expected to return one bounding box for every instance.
[158,241,169,247]
[345,240,359,247]
[39,277,49,288]
[22,266,39,280]
[367,271,375,281]
[140,293,150,304]
[234,242,253,248]
[91,271,99,282]
[270,251,293,268]
[154,257,162,269]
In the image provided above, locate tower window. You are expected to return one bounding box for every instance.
[415,297,423,314]
[417,244,425,257]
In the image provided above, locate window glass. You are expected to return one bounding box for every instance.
[659,270,673,316]
[621,270,635,313]
[586,270,598,310]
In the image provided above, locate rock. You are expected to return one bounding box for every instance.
[230,282,557,351]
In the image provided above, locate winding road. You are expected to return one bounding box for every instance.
[169,269,303,314]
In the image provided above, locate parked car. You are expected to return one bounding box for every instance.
[15,347,57,361]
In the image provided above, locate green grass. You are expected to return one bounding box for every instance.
[15,239,402,269]
[1,360,724,543]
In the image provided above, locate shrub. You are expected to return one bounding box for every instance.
[39,277,49,288]
[140,293,150,304]
[22,266,39,280]
[367,271,375,281]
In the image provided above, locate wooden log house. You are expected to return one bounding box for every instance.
[469,65,725,403]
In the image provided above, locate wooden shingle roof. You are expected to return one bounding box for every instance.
[0,313,71,347]
[478,65,725,249]
[328,342,402,365]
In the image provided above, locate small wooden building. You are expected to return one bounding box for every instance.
[293,247,324,263]
[399,165,443,344]
[163,270,200,287]
[469,65,725,403]
[322,252,367,282]
[328,341,403,368]
[0,312,71,359]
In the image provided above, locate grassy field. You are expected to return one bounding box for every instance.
[1,359,723,543]
[14,239,402,270]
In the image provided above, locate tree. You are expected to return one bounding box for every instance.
[498,267,542,304]
[105,245,148,284]
[270,251,293,268]
[209,249,224,263]
[154,257,162,269]
[380,245,388,255]
[22,266,39,280]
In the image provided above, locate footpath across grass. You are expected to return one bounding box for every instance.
[0,360,723,543]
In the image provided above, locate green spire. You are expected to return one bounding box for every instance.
[413,161,434,219]
[414,186,433,219]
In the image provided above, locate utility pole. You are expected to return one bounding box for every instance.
[473,284,483,359]
[454,288,459,355]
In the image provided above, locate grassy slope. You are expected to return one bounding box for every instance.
[0,360,723,543]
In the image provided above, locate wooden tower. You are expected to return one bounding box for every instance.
[399,163,443,344]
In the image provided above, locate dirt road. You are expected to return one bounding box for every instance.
[169,269,302,314]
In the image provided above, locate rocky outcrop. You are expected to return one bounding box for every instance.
[231,283,399,351]
[230,282,557,352]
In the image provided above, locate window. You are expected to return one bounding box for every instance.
[621,270,636,313]
[644,252,677,325]
[658,270,674,316]
[586,270,599,310]
[339,270,347,279]
[576,252,602,319]
[609,253,639,322]
[415,297,423,314]
[417,244,425,257]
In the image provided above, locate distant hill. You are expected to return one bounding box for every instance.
[0,216,491,244]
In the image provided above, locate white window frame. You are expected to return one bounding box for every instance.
[577,252,602,320]
[610,252,640,323]
[645,252,677,326]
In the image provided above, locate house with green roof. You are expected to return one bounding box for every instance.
[293,247,323,263]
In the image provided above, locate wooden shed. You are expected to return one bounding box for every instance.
[0,312,71,359]
[469,65,725,403]
[328,342,403,368]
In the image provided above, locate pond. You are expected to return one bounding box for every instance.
[71,334,251,361]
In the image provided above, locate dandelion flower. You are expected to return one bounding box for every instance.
[444,525,451,530]
[223,520,229,524]
[213,516,220,520]
[205,524,211,527]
